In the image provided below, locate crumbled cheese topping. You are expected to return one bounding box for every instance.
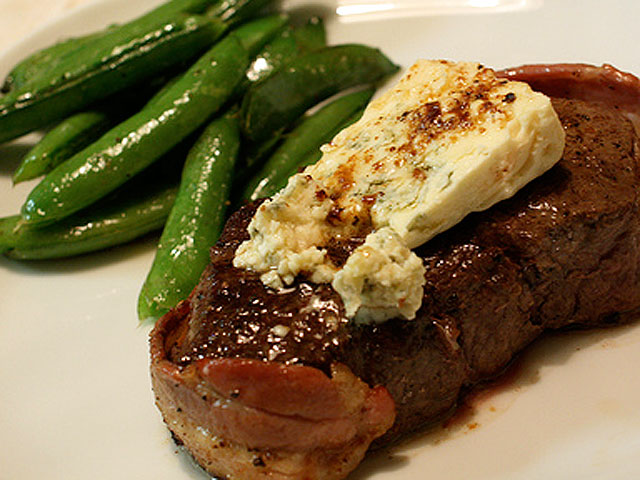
[234,59,565,323]
[332,227,426,323]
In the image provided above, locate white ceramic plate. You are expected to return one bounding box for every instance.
[1,1,640,479]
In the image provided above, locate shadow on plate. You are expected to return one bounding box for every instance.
[350,448,411,479]
[175,443,216,480]
[0,140,35,176]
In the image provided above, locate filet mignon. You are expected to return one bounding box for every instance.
[150,63,640,479]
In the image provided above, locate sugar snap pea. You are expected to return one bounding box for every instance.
[227,14,288,56]
[241,87,374,202]
[283,107,367,173]
[1,0,245,94]
[234,19,328,174]
[0,0,275,144]
[12,72,184,184]
[138,113,240,322]
[0,14,228,144]
[0,169,179,261]
[2,32,108,94]
[1,0,263,96]
[13,109,121,184]
[21,17,285,226]
[137,16,294,321]
[31,9,285,182]
[19,34,245,226]
[240,44,399,142]
[239,17,326,92]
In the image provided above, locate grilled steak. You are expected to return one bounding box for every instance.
[150,64,640,479]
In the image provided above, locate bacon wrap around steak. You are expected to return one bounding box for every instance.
[498,63,640,134]
[150,64,640,480]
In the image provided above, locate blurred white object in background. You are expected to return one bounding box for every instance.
[0,0,542,50]
[335,0,542,21]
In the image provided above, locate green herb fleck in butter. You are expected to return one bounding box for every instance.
[234,60,565,323]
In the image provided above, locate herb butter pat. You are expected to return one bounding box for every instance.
[234,60,565,323]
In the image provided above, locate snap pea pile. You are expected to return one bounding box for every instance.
[0,0,399,322]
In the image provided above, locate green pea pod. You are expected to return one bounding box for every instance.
[0,173,178,261]
[1,0,269,93]
[1,0,269,97]
[13,109,119,184]
[0,14,228,145]
[239,18,327,92]
[137,17,292,322]
[12,68,189,184]
[20,28,259,227]
[284,106,367,173]
[240,44,399,142]
[228,14,288,56]
[138,113,240,322]
[241,87,374,202]
[2,31,108,94]
[234,19,328,175]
